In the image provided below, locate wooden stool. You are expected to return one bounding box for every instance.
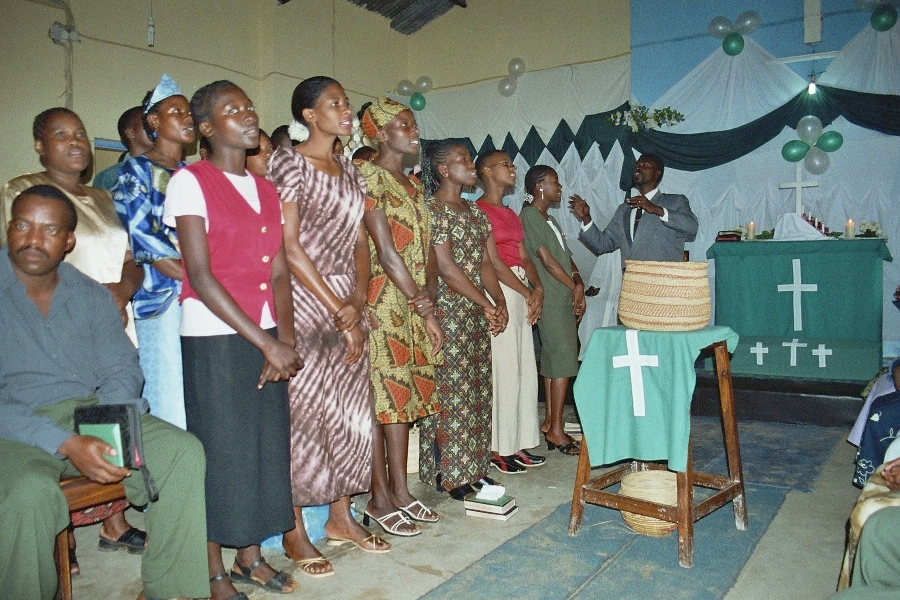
[568,340,748,568]
[54,476,127,600]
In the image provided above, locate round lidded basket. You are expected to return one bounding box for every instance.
[619,470,677,536]
[618,260,711,332]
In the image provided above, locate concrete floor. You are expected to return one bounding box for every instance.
[70,414,861,600]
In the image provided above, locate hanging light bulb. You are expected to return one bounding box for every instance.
[147,15,155,47]
[807,74,817,95]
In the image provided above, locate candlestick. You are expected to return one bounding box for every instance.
[747,221,756,240]
[846,219,855,238]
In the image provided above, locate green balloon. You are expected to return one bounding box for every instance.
[782,139,810,162]
[722,32,745,56]
[872,5,898,32]
[816,130,844,153]
[409,92,426,111]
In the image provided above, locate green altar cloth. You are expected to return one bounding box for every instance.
[574,325,738,472]
[707,239,891,381]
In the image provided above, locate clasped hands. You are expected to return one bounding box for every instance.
[483,302,509,336]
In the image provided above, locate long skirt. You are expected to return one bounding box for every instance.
[182,331,294,547]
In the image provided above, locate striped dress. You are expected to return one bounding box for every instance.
[268,147,374,506]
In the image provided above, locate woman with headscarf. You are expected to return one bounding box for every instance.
[519,165,585,455]
[113,74,194,429]
[0,106,145,573]
[357,98,444,536]
[418,139,508,500]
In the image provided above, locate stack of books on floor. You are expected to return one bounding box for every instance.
[464,492,518,521]
[565,421,583,441]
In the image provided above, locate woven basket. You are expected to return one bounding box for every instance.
[619,470,678,536]
[618,260,710,331]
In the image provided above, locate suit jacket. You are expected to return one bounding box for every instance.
[578,192,698,267]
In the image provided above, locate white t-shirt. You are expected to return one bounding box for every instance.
[163,168,277,336]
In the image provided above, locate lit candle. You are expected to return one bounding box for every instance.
[846,219,855,238]
[747,221,756,240]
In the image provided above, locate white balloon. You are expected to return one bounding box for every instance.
[708,16,734,39]
[796,115,823,145]
[396,79,414,96]
[415,76,432,94]
[734,10,761,35]
[498,77,517,97]
[804,146,830,175]
[508,57,526,78]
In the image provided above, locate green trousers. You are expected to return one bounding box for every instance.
[831,506,900,600]
[0,398,209,600]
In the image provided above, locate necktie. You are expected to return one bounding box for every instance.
[633,207,643,238]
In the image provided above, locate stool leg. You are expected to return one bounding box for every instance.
[677,442,694,568]
[568,441,591,536]
[714,342,748,531]
[55,527,73,600]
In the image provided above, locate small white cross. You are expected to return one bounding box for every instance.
[812,344,833,368]
[782,338,808,367]
[750,342,769,365]
[612,329,659,417]
[779,162,819,214]
[777,258,817,331]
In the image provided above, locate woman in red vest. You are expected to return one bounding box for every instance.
[163,80,302,600]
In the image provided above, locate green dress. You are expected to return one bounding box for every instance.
[419,198,493,489]
[358,160,441,424]
[520,204,579,378]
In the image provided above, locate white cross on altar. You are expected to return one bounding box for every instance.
[812,344,833,368]
[750,342,769,365]
[782,338,808,366]
[612,329,659,417]
[780,162,819,214]
[777,258,817,331]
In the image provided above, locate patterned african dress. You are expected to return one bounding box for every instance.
[358,161,442,424]
[268,147,374,506]
[418,198,493,489]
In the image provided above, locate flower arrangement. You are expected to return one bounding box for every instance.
[858,221,884,238]
[610,105,685,132]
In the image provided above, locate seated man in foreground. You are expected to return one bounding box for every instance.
[0,185,208,600]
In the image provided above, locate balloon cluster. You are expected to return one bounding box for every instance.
[498,57,525,97]
[856,0,899,31]
[708,11,761,56]
[395,76,433,111]
[781,116,844,175]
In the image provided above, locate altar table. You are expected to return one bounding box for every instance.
[707,239,892,381]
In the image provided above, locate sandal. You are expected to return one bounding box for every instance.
[285,553,335,578]
[325,534,391,553]
[208,572,249,600]
[363,509,421,537]
[230,557,297,594]
[398,499,440,523]
[98,526,147,554]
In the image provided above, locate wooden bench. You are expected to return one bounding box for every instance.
[54,476,127,600]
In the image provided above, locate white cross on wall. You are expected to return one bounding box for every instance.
[782,338,808,367]
[812,344,833,368]
[777,258,817,331]
[750,342,769,365]
[612,329,659,417]
[780,162,820,214]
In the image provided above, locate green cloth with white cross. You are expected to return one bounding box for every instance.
[707,239,891,382]
[574,325,738,472]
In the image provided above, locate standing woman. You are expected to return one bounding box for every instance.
[268,76,388,578]
[419,140,508,499]
[475,151,546,473]
[357,98,444,536]
[163,80,301,599]
[519,165,585,455]
[0,107,145,570]
[113,74,194,429]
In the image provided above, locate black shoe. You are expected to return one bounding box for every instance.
[472,476,502,490]
[447,483,476,501]
[491,455,526,474]
[512,449,547,468]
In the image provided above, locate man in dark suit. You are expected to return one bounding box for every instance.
[569,153,698,267]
